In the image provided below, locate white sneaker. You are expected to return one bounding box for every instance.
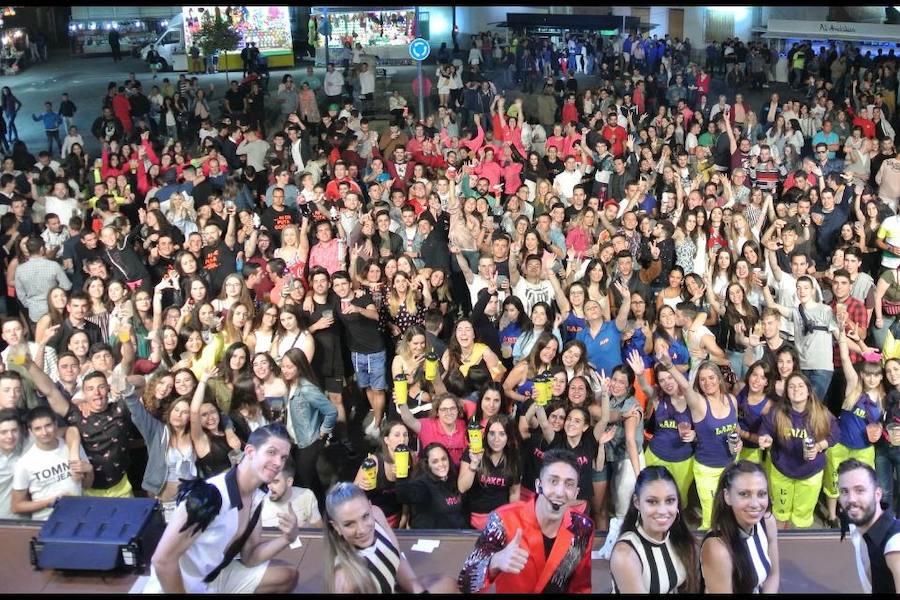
[595,516,622,560]
[364,419,381,440]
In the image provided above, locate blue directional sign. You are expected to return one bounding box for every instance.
[408,37,430,61]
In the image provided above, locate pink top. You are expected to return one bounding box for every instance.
[418,418,468,466]
[308,238,342,275]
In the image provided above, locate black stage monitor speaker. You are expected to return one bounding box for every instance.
[30,496,165,572]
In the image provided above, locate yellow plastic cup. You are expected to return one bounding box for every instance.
[394,445,410,479]
[424,356,438,381]
[393,374,408,405]
[468,425,483,454]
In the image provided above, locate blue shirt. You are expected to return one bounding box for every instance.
[32,110,63,131]
[576,320,622,377]
[838,394,882,450]
[811,131,839,159]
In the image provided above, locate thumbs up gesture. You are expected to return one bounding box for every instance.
[490,528,530,575]
[279,503,300,543]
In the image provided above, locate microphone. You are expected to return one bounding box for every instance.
[538,485,563,511]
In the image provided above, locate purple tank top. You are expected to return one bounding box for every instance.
[694,394,738,468]
[648,396,694,462]
[737,389,770,450]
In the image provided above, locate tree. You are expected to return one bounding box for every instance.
[192,7,241,82]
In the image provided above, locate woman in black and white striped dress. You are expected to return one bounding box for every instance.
[322,482,457,594]
[610,466,699,593]
[700,460,781,593]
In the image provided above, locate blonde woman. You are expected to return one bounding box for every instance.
[164,192,199,237]
[323,482,457,593]
[565,209,597,260]
[273,221,310,281]
[212,273,253,316]
[391,326,434,421]
[222,301,253,347]
[726,211,754,255]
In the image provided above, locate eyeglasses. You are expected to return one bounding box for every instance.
[438,406,458,413]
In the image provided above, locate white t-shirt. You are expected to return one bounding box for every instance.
[260,486,321,528]
[44,196,80,226]
[12,440,87,520]
[359,70,375,95]
[0,438,31,520]
[513,277,556,315]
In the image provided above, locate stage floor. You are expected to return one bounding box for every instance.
[3,520,863,593]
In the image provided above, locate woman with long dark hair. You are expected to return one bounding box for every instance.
[700,460,780,593]
[458,414,521,529]
[395,442,468,529]
[281,347,338,500]
[353,420,411,529]
[497,296,530,369]
[610,466,699,593]
[757,372,837,529]
[228,373,269,443]
[442,318,506,390]
[735,360,775,465]
[189,366,243,478]
[511,302,562,364]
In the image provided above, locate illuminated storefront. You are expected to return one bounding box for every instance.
[310,8,418,64]
[182,6,294,69]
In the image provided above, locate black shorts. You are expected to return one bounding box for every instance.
[323,376,343,394]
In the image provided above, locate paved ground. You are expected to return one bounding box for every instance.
[7,49,798,159]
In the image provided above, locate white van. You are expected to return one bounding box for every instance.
[140,14,187,72]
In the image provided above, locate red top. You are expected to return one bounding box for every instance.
[418,418,468,466]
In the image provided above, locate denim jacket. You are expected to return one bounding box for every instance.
[288,378,337,449]
[123,393,169,496]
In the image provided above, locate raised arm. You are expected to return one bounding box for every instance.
[189,367,216,455]
[613,280,631,331]
[24,350,69,417]
[762,285,792,318]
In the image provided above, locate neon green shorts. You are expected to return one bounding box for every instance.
[84,475,134,498]
[823,443,875,499]
[693,461,726,531]
[645,446,694,507]
[739,446,763,465]
[769,465,823,528]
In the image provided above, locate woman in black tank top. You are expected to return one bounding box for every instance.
[190,369,243,478]
[352,420,409,528]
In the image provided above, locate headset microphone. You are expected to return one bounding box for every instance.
[538,485,563,511]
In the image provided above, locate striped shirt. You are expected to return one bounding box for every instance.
[749,160,786,192]
[352,521,400,593]
[613,526,687,594]
[702,520,772,593]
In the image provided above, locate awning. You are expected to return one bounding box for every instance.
[758,19,900,43]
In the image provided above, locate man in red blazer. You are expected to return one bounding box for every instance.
[385,145,417,193]
[458,449,594,593]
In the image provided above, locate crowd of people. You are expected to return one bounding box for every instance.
[0,25,899,593]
